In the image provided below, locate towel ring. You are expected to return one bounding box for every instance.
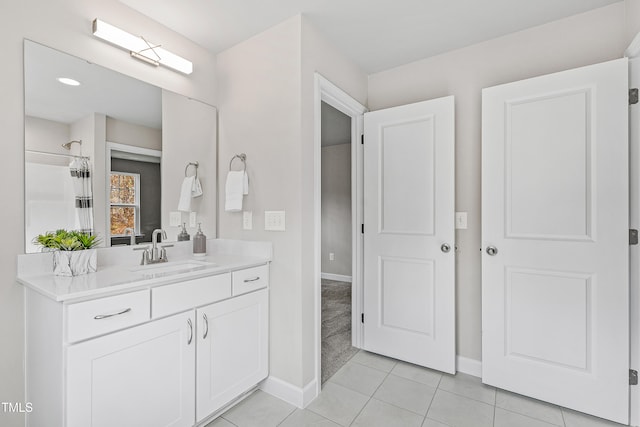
[185,162,199,178]
[229,153,247,172]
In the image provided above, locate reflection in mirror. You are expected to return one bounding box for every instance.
[108,143,161,246]
[24,40,162,253]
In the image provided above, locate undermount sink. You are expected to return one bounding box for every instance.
[131,260,217,279]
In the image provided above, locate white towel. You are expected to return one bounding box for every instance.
[225,171,247,212]
[178,176,203,212]
[243,171,249,195]
[178,177,194,212]
[192,177,203,198]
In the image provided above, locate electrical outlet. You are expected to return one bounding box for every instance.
[189,212,197,228]
[243,211,253,230]
[170,211,181,227]
[455,212,468,229]
[329,252,335,261]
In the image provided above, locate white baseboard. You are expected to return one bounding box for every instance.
[259,376,318,408]
[456,356,482,378]
[320,273,352,282]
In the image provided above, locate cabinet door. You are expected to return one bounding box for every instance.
[196,289,268,421]
[66,311,196,427]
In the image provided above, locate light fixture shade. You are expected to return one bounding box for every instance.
[92,19,193,75]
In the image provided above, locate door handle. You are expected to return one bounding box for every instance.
[441,243,451,253]
[486,246,498,256]
[187,318,193,345]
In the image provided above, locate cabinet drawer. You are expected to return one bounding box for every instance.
[232,265,269,295]
[66,289,150,343]
[152,273,231,318]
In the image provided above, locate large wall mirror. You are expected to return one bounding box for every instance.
[24,40,217,254]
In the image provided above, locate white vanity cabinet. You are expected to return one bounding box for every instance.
[24,262,269,427]
[66,311,196,427]
[196,288,268,421]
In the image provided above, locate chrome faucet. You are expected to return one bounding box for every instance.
[124,228,136,246]
[133,229,173,265]
[151,229,166,261]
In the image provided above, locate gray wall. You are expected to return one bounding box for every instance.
[368,3,630,361]
[321,143,352,277]
[110,158,161,244]
[217,15,368,390]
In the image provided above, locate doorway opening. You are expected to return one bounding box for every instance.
[320,101,357,383]
[313,74,367,400]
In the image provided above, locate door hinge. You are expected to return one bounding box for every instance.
[361,134,364,144]
[361,313,364,323]
[630,88,639,105]
[361,224,364,234]
[631,369,638,385]
[631,229,638,245]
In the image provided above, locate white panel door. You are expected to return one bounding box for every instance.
[66,311,196,427]
[482,58,629,423]
[196,289,268,421]
[363,96,455,373]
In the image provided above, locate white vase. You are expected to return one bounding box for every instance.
[53,249,97,276]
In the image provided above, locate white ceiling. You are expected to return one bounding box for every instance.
[119,0,622,73]
[25,40,161,129]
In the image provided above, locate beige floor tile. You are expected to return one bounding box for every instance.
[328,361,388,396]
[391,361,442,388]
[438,373,496,405]
[306,382,370,426]
[495,390,563,425]
[351,398,424,427]
[279,408,341,427]
[374,374,436,415]
[427,389,494,427]
[350,351,397,373]
[494,408,561,427]
[222,390,295,427]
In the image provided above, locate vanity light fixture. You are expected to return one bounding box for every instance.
[92,18,193,75]
[57,77,81,86]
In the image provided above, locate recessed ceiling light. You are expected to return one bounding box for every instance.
[57,77,81,86]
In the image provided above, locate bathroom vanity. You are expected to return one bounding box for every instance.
[18,239,271,427]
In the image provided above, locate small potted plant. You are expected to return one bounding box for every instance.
[33,229,101,276]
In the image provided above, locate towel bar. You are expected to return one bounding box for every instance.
[185,162,199,178]
[229,153,247,172]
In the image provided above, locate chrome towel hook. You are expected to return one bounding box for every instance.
[229,153,247,172]
[185,161,199,178]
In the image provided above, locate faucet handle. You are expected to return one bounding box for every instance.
[133,245,150,265]
[159,244,173,262]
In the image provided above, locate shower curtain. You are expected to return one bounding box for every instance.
[70,157,94,235]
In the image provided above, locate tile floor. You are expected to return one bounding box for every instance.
[207,350,627,427]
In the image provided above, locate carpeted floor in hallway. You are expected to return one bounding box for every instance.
[321,279,359,384]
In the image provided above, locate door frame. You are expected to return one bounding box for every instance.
[105,142,161,246]
[313,73,367,396]
[626,31,640,427]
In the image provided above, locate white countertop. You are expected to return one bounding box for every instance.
[17,239,272,303]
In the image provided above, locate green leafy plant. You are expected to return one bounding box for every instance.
[33,229,101,251]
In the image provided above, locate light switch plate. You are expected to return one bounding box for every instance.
[170,211,181,227]
[189,212,197,228]
[455,212,468,229]
[264,211,286,231]
[243,211,253,230]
